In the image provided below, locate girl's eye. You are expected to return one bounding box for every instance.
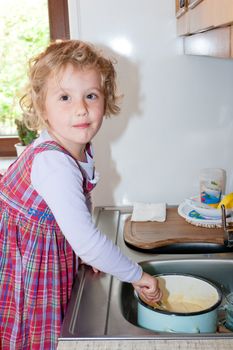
[60,95,71,102]
[86,93,97,100]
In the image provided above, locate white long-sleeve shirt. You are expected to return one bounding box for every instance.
[31,130,142,283]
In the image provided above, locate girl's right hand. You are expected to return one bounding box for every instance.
[132,272,162,304]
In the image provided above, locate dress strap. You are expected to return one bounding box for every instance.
[33,141,71,156]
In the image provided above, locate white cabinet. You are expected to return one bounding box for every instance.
[188,0,214,33]
[176,0,233,58]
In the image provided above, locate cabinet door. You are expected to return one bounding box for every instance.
[231,26,233,58]
[184,26,231,58]
[213,0,233,27]
[177,12,189,35]
[176,0,188,18]
[188,0,204,9]
[189,0,214,33]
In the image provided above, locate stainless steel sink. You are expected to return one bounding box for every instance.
[60,207,233,340]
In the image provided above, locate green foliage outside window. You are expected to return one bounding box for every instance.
[0,0,49,135]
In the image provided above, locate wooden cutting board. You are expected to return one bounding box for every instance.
[124,207,225,249]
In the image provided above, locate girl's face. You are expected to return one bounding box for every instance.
[44,64,105,160]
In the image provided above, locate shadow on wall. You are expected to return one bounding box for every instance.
[92,44,142,206]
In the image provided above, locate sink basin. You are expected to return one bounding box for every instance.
[120,257,233,333]
[60,208,233,340]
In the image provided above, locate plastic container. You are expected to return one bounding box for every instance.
[199,168,225,207]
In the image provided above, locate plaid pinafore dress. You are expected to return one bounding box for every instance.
[0,141,96,350]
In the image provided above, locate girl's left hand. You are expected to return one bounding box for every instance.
[92,267,99,273]
[79,258,100,273]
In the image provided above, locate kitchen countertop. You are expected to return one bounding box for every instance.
[58,339,233,350]
[58,206,233,350]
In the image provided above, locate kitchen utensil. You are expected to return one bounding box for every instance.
[155,300,168,311]
[185,196,232,219]
[135,273,222,333]
[178,200,232,228]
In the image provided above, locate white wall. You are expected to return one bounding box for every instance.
[68,0,233,206]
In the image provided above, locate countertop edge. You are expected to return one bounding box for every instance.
[58,338,233,350]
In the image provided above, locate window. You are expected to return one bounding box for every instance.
[0,0,69,156]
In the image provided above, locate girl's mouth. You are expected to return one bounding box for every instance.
[73,123,90,129]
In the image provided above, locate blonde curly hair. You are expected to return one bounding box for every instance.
[20,40,121,131]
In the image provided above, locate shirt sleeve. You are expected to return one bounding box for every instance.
[31,150,142,283]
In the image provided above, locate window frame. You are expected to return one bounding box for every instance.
[0,0,70,157]
[48,0,70,41]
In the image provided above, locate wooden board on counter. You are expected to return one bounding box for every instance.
[124,207,225,249]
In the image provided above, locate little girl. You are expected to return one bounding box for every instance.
[0,40,161,349]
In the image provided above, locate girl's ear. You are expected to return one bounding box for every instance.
[40,105,48,121]
[39,108,49,128]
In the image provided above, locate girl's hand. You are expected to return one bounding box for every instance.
[132,272,162,304]
[92,267,99,274]
[79,258,100,273]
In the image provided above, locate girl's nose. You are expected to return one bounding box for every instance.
[75,100,88,117]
